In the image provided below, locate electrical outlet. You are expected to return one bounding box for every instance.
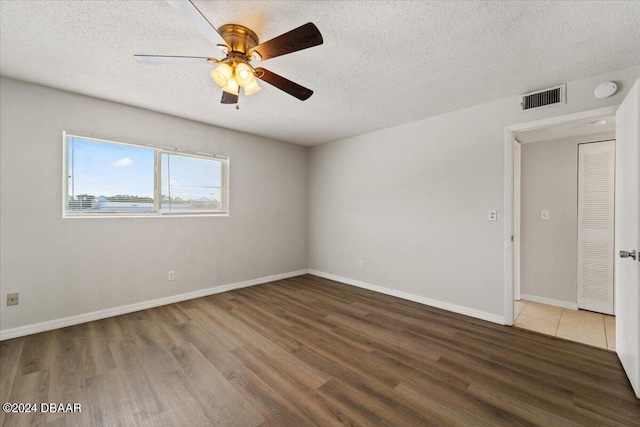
[7,293,19,306]
[168,271,175,281]
[488,210,497,221]
[358,260,364,269]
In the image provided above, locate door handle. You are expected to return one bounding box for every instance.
[620,250,637,260]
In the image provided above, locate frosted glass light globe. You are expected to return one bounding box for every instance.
[243,79,261,96]
[222,77,239,95]
[211,63,232,87]
[235,63,255,87]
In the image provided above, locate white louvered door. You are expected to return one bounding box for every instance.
[577,140,615,314]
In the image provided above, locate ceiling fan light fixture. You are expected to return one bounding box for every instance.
[243,79,261,96]
[235,62,255,87]
[211,62,233,87]
[136,0,323,104]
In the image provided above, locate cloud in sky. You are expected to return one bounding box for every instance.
[111,157,133,167]
[169,179,179,186]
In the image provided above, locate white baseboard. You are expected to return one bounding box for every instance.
[308,270,505,325]
[0,269,308,341]
[519,293,578,310]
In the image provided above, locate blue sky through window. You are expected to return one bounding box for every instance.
[162,153,222,202]
[67,137,223,204]
[68,137,154,199]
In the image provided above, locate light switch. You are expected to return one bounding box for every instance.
[540,210,550,221]
[488,210,497,221]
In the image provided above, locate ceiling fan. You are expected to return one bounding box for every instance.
[135,0,323,106]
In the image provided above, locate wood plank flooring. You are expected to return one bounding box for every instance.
[1,274,639,426]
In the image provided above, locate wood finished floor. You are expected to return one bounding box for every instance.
[1,274,639,426]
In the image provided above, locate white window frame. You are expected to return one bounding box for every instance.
[62,132,229,218]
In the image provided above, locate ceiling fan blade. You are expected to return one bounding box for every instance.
[165,0,227,51]
[134,55,216,65]
[221,91,238,104]
[254,68,313,101]
[250,23,323,61]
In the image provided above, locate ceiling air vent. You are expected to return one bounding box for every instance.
[520,84,566,111]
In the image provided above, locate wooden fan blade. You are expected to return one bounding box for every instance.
[250,23,323,61]
[255,68,313,101]
[134,55,215,65]
[165,0,227,51]
[221,91,238,104]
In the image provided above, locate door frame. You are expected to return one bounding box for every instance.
[503,105,619,326]
[513,140,521,302]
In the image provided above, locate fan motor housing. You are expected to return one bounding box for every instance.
[218,24,259,54]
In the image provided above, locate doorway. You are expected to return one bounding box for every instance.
[504,108,619,350]
[505,107,616,349]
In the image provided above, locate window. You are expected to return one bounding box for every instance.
[161,152,223,213]
[64,134,228,216]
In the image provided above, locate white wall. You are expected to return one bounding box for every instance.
[0,77,308,334]
[520,132,613,306]
[308,64,640,322]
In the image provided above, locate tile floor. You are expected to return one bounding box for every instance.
[514,299,615,351]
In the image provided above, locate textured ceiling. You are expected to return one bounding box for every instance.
[1,1,639,146]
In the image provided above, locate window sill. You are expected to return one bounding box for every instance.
[63,212,229,219]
